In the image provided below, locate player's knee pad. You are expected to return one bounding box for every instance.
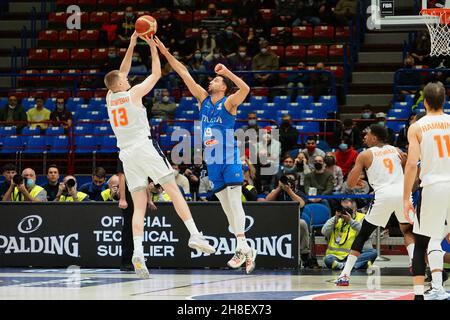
[351,220,378,253]
[412,233,430,276]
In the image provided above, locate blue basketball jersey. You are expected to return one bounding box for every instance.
[200,96,241,165]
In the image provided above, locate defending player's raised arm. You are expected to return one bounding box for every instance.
[119,31,138,77]
[154,36,208,106]
[218,64,250,113]
[130,35,161,100]
[347,151,368,189]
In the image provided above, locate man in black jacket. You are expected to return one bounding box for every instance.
[0,95,27,132]
[279,114,299,156]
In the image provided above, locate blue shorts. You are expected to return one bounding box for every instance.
[208,163,244,193]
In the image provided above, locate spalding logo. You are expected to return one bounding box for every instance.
[228,215,254,234]
[18,215,43,234]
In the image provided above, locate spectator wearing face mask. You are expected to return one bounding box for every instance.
[216,25,243,58]
[271,155,297,189]
[229,45,252,72]
[101,174,120,201]
[151,89,176,119]
[302,136,325,170]
[358,105,376,132]
[324,153,344,193]
[157,7,182,46]
[102,47,122,72]
[252,40,279,86]
[204,47,229,73]
[311,62,331,101]
[172,163,192,201]
[188,49,208,86]
[196,28,216,57]
[279,115,299,156]
[0,95,27,132]
[336,118,362,150]
[370,112,395,145]
[50,97,72,131]
[200,3,227,35]
[115,6,136,47]
[287,61,309,97]
[79,167,107,201]
[304,155,334,206]
[241,112,259,133]
[335,138,358,177]
[130,52,148,74]
[2,168,47,202]
[258,126,282,192]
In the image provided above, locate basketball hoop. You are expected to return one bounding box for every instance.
[420,8,450,56]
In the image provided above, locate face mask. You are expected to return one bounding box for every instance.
[201,34,208,40]
[213,53,220,59]
[194,53,202,60]
[57,103,64,111]
[314,162,323,171]
[362,112,371,119]
[378,121,385,126]
[162,96,170,103]
[344,128,352,134]
[226,30,233,37]
[126,13,134,18]
[306,145,316,153]
[132,57,138,63]
[232,21,238,26]
[108,53,116,59]
[260,48,267,54]
[248,119,257,126]
[26,178,34,189]
[284,166,296,174]
[239,52,246,58]
[339,143,348,151]
[174,170,179,176]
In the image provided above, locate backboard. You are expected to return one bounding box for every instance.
[369,0,450,31]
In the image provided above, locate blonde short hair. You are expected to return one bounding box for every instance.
[104,70,121,90]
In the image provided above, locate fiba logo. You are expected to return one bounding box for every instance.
[228,215,254,234]
[18,215,43,234]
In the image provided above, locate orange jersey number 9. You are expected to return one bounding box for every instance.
[383,158,393,175]
[433,134,450,158]
[111,107,129,128]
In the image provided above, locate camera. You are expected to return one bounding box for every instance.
[279,175,295,189]
[338,206,353,216]
[296,160,304,172]
[65,178,76,188]
[13,174,24,185]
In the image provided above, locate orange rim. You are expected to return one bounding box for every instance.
[420,8,450,25]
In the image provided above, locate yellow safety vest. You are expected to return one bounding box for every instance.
[241,185,256,202]
[101,189,117,201]
[152,191,171,202]
[325,211,365,260]
[59,191,89,202]
[12,185,45,202]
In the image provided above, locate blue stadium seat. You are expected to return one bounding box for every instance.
[387,108,411,119]
[415,107,426,114]
[171,120,194,132]
[179,97,197,110]
[255,109,276,120]
[0,97,7,108]
[318,95,337,109]
[0,135,23,153]
[75,135,98,153]
[93,126,113,136]
[21,126,41,136]
[75,104,90,119]
[86,110,102,121]
[310,102,329,117]
[301,203,330,228]
[73,125,90,136]
[45,126,65,136]
[45,98,56,110]
[394,101,411,110]
[416,101,424,109]
[299,109,319,119]
[159,134,173,149]
[249,96,268,105]
[273,95,290,108]
[444,109,450,114]
[97,106,109,120]
[23,135,47,153]
[89,97,106,107]
[296,122,320,132]
[287,102,304,110]
[316,140,331,152]
[296,95,314,107]
[404,94,415,106]
[48,135,69,153]
[387,120,406,133]
[175,109,198,120]
[98,135,118,153]
[0,126,16,136]
[150,118,163,127]
[76,119,94,132]
[67,97,84,110]
[276,109,302,121]
[234,121,247,130]
[21,98,35,110]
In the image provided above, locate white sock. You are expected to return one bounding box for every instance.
[236,236,250,252]
[184,218,200,236]
[406,244,415,264]
[414,285,424,296]
[431,271,443,289]
[340,254,358,277]
[133,235,143,255]
[216,188,236,232]
[227,186,246,235]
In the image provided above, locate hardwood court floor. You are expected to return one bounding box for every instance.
[0,256,447,300]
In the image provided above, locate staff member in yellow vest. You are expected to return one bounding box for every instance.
[2,168,47,202]
[322,198,377,270]
[101,175,120,201]
[54,175,90,202]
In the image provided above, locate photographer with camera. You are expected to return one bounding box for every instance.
[321,198,377,270]
[294,151,311,192]
[54,175,89,202]
[2,168,47,202]
[101,175,121,201]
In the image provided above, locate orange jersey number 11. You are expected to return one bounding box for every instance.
[434,134,450,158]
[383,158,393,174]
[111,107,129,128]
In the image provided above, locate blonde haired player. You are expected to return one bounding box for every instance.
[404,82,450,300]
[335,124,415,286]
[104,32,215,279]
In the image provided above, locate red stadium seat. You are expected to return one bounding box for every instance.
[90,12,110,26]
[307,45,328,63]
[18,69,39,86]
[56,0,73,8]
[32,90,50,100]
[285,45,306,66]
[137,0,153,4]
[71,48,91,67]
[328,44,346,62]
[326,66,344,81]
[259,9,274,21]
[59,30,79,47]
[97,0,118,10]
[251,87,269,96]
[40,69,61,86]
[61,69,82,84]
[48,12,68,26]
[269,45,285,59]
[80,69,99,88]
[79,30,99,47]
[292,26,313,44]
[194,10,208,22]
[135,11,151,17]
[185,28,200,38]
[174,10,193,24]
[77,0,97,10]
[117,47,127,58]
[270,27,291,37]
[335,26,350,40]
[50,48,70,67]
[110,11,125,24]
[280,66,298,80]
[94,89,108,97]
[38,30,58,47]
[119,0,137,6]
[219,9,232,17]
[9,90,29,101]
[76,88,94,100]
[314,26,334,42]
[91,48,108,65]
[51,90,71,100]
[28,48,49,67]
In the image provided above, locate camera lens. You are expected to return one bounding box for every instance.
[66,178,76,188]
[13,174,23,185]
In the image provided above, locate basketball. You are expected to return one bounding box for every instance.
[134,15,157,36]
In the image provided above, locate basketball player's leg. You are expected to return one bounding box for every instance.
[396,196,416,266]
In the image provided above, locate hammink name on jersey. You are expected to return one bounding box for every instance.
[420,121,450,133]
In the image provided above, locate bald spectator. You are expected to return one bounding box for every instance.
[0,95,27,132]
[252,40,279,86]
[101,175,120,201]
[2,168,47,202]
[55,175,90,202]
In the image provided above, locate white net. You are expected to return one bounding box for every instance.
[421,9,450,57]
